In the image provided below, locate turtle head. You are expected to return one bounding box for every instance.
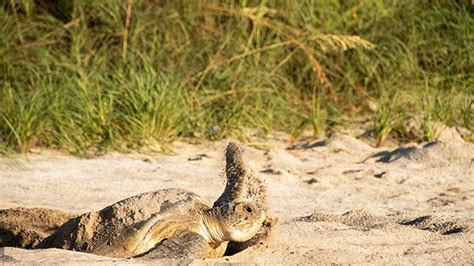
[219,201,265,242]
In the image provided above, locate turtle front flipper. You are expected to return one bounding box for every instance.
[138,232,221,260]
[93,213,164,258]
[213,142,248,207]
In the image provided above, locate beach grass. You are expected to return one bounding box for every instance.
[0,0,472,154]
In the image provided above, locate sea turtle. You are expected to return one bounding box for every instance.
[36,142,268,259]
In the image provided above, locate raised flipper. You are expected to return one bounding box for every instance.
[213,142,248,207]
[213,143,275,256]
[138,232,211,260]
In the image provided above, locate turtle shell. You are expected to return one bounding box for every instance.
[38,188,211,256]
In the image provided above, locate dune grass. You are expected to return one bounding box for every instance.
[0,0,472,155]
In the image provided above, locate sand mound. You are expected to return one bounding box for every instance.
[373,141,473,166]
[0,208,70,248]
[325,133,374,155]
[295,209,471,235]
[398,215,471,235]
[296,209,389,231]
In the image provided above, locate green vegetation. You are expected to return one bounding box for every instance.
[1,1,472,154]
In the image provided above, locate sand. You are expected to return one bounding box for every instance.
[0,130,473,264]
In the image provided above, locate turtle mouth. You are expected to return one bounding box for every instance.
[225,227,257,242]
[224,209,266,242]
[256,209,266,223]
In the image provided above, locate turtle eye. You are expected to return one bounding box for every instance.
[245,206,253,213]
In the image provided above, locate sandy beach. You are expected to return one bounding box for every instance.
[1,130,473,264]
